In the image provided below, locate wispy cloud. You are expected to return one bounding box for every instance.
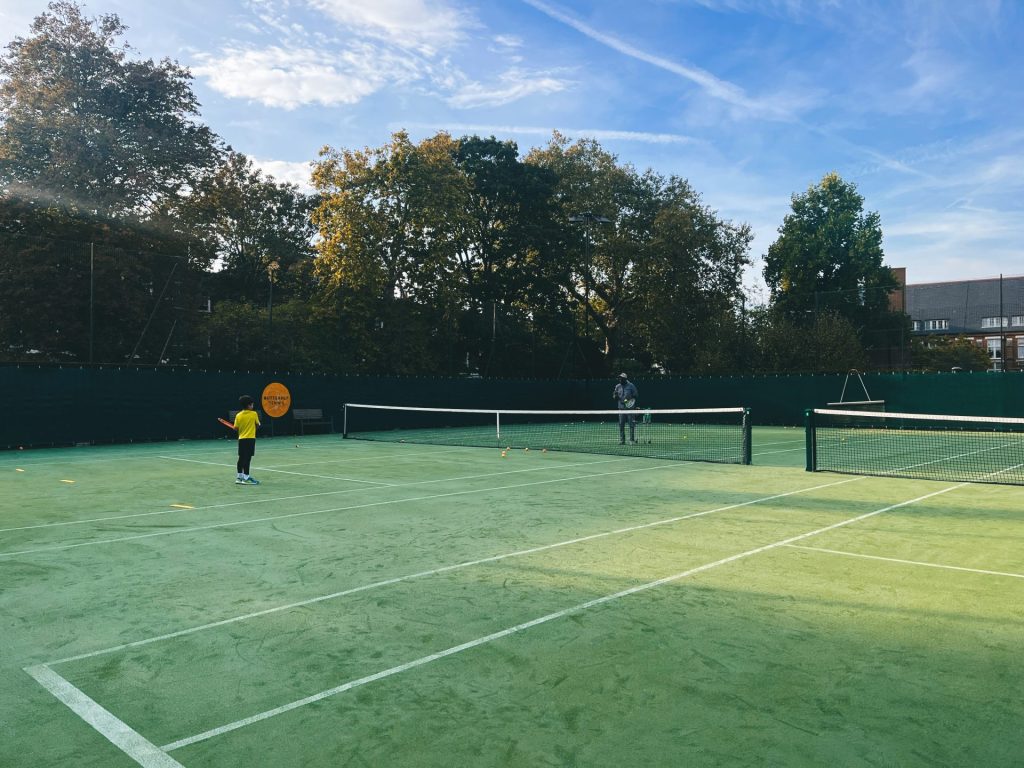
[193,44,422,109]
[521,0,795,120]
[402,122,702,145]
[307,0,471,54]
[447,69,572,108]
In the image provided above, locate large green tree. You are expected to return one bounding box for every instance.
[448,136,560,376]
[0,1,220,220]
[764,173,896,322]
[311,131,460,373]
[0,2,222,363]
[527,133,751,374]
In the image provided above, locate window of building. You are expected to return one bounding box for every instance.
[981,316,1008,328]
[986,338,1003,359]
[1011,315,1024,327]
[912,320,921,331]
[921,319,949,330]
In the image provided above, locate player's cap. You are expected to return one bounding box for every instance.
[618,372,627,379]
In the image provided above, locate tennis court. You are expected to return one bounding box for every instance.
[2,426,1022,767]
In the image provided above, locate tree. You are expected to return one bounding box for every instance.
[749,307,867,373]
[911,335,990,372]
[0,2,222,364]
[632,176,751,373]
[311,131,461,373]
[449,136,560,376]
[764,172,898,348]
[169,151,316,304]
[527,133,751,374]
[0,1,220,221]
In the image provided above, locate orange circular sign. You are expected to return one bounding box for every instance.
[261,382,292,418]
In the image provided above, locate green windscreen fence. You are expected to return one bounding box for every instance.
[2,365,1021,449]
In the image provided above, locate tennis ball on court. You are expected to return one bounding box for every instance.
[294,444,299,448]
[524,447,529,452]
[501,451,507,458]
[542,448,547,453]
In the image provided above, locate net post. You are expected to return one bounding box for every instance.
[742,408,752,465]
[342,404,348,439]
[804,408,816,472]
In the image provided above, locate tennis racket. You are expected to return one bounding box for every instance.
[217,417,237,431]
[623,397,636,409]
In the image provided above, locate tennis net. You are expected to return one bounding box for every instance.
[343,404,752,464]
[806,408,1024,486]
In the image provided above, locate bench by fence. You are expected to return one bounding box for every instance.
[293,408,334,435]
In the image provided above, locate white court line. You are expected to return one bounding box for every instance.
[785,544,1024,580]
[160,481,965,752]
[0,462,693,559]
[0,456,636,534]
[753,439,804,448]
[160,455,396,485]
[46,475,863,666]
[25,665,184,768]
[752,447,803,456]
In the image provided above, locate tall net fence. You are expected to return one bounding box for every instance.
[0,233,210,366]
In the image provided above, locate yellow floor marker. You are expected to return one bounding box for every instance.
[169,504,194,509]
[60,479,75,484]
[15,468,25,472]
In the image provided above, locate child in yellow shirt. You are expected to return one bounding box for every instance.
[233,395,261,485]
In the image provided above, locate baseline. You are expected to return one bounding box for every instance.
[24,665,184,768]
[0,455,638,536]
[0,461,694,559]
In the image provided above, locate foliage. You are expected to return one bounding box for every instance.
[168,151,317,305]
[1,4,920,376]
[0,1,220,222]
[763,173,901,353]
[911,335,991,372]
[526,134,752,375]
[749,307,867,373]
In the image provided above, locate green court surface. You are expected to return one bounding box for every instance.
[1,428,1021,767]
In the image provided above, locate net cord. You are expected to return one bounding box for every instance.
[814,408,1024,426]
[344,403,746,417]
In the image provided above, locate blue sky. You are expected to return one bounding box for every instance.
[3,0,1022,297]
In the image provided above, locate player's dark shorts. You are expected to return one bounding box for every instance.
[238,438,256,459]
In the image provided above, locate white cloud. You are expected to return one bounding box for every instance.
[447,69,572,108]
[493,34,524,49]
[251,158,315,190]
[307,0,470,53]
[194,44,422,109]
